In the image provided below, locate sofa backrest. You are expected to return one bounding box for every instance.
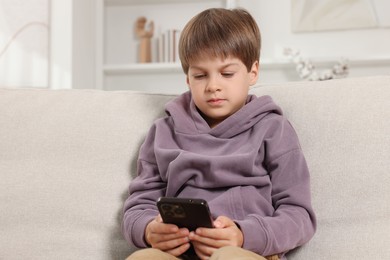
[0,89,174,259]
[0,76,389,259]
[250,76,390,258]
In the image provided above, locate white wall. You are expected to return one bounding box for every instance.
[242,0,390,61]
[0,0,50,88]
[72,0,97,89]
[50,0,72,89]
[233,0,390,84]
[50,0,97,89]
[3,1,388,91]
[103,0,390,92]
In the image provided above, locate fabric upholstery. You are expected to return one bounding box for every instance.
[0,76,389,259]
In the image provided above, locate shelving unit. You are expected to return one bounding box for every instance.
[96,0,390,92]
[97,0,236,91]
[102,59,298,76]
[104,63,183,75]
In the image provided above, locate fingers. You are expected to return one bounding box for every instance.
[189,228,225,259]
[164,241,191,257]
[213,215,236,228]
[192,240,217,260]
[189,229,228,248]
[149,227,190,246]
[156,233,191,257]
[189,215,244,258]
[190,228,240,260]
[145,215,191,256]
[146,215,243,259]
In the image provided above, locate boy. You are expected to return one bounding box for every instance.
[122,8,316,260]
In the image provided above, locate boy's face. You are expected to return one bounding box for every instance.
[187,56,259,128]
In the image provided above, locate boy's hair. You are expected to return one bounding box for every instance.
[179,8,261,74]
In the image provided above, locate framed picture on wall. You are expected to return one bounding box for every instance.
[291,0,389,32]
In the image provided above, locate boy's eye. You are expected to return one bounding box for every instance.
[193,74,206,79]
[222,72,234,78]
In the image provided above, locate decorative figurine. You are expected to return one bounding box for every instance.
[284,48,349,81]
[135,17,154,63]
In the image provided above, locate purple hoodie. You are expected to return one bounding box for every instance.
[122,91,316,258]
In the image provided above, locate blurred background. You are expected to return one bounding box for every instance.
[1,0,389,93]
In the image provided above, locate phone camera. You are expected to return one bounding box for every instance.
[174,207,184,215]
[161,204,171,211]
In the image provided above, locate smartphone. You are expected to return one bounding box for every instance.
[157,197,214,231]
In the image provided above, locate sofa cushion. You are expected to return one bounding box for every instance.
[0,89,174,259]
[0,76,389,259]
[250,76,390,258]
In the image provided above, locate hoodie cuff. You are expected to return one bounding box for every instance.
[130,211,156,248]
[235,216,268,255]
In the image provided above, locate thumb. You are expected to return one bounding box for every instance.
[213,216,233,228]
[156,214,163,223]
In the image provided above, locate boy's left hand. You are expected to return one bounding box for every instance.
[188,216,243,259]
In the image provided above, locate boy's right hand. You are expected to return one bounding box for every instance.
[145,214,191,257]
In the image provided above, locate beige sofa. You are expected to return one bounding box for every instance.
[1,76,389,259]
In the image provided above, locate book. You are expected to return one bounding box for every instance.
[157,29,181,63]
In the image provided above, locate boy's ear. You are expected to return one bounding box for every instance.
[249,61,259,86]
[186,75,190,86]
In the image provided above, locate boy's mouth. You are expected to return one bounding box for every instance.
[207,98,226,105]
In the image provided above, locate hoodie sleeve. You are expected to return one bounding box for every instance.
[122,123,166,248]
[236,117,316,256]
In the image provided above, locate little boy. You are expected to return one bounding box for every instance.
[122,8,316,260]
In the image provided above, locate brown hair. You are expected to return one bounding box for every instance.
[179,8,261,74]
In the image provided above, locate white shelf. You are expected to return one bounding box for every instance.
[98,0,389,91]
[105,0,224,6]
[98,0,234,90]
[104,63,183,75]
[102,60,294,76]
[103,57,390,76]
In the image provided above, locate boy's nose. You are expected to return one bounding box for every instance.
[205,76,221,92]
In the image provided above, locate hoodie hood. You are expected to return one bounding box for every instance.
[165,91,282,138]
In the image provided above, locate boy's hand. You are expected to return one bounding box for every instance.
[189,216,244,259]
[145,215,191,256]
